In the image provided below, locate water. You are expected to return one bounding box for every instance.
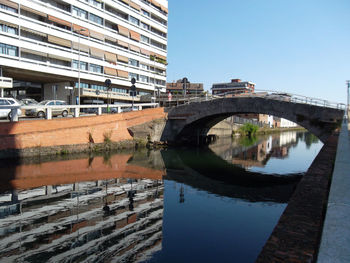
[0,131,322,262]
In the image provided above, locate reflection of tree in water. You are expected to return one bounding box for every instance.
[238,135,258,147]
[303,132,320,149]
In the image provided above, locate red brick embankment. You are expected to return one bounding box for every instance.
[0,108,166,156]
[256,133,339,263]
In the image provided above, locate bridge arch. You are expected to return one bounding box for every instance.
[162,97,344,143]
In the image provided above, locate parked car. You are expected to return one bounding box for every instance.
[20,98,38,105]
[25,100,70,118]
[0,97,22,119]
[121,106,138,112]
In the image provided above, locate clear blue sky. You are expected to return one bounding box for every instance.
[166,0,350,103]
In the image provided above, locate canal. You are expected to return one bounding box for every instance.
[0,131,322,262]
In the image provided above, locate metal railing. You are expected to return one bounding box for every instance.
[166,90,345,110]
[0,103,159,122]
[216,89,346,110]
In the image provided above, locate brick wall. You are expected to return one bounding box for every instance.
[0,108,167,151]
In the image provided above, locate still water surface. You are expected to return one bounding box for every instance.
[0,131,322,262]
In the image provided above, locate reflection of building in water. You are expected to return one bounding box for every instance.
[278,131,297,146]
[231,140,272,168]
[231,133,298,169]
[0,178,164,262]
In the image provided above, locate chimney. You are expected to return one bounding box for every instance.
[231,79,241,83]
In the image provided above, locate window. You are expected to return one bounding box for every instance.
[0,24,18,35]
[139,91,151,96]
[75,82,89,89]
[0,43,18,56]
[0,4,17,13]
[0,99,10,105]
[139,75,149,83]
[140,35,149,43]
[72,6,88,19]
[72,60,88,70]
[151,27,167,38]
[91,84,105,90]
[85,0,102,9]
[141,9,150,17]
[112,87,127,93]
[89,13,103,25]
[141,22,149,30]
[129,72,138,81]
[151,39,167,50]
[129,58,139,67]
[89,63,102,73]
[129,16,139,26]
[140,63,149,70]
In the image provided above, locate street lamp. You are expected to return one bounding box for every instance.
[347,80,350,116]
[76,28,86,105]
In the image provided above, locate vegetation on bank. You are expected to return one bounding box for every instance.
[238,123,259,137]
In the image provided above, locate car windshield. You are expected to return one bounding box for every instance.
[38,100,50,105]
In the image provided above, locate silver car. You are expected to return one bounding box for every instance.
[0,98,22,119]
[25,100,70,118]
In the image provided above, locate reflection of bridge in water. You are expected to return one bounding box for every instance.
[162,148,301,203]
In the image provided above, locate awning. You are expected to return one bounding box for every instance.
[117,40,129,48]
[105,35,117,42]
[72,42,90,53]
[117,25,129,37]
[0,0,18,9]
[140,48,150,56]
[48,35,72,48]
[129,1,141,11]
[105,52,117,63]
[151,0,161,8]
[73,24,89,36]
[48,15,71,27]
[117,54,129,63]
[160,5,168,14]
[129,30,140,42]
[21,48,46,57]
[48,53,71,62]
[21,5,46,17]
[117,70,129,79]
[129,44,140,53]
[90,30,104,41]
[119,0,130,5]
[0,20,17,27]
[90,47,104,58]
[21,27,47,37]
[104,67,117,76]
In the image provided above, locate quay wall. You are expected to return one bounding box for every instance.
[0,108,167,158]
[256,132,339,262]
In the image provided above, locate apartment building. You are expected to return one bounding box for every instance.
[166,78,204,95]
[212,78,255,96]
[0,0,168,104]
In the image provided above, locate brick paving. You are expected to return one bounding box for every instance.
[256,134,339,263]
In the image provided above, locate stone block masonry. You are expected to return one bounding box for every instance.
[0,108,167,157]
[256,133,339,263]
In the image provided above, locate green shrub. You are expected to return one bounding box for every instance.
[239,123,259,137]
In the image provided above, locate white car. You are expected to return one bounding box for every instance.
[0,98,22,119]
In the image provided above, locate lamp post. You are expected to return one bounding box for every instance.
[131,77,136,111]
[347,80,350,117]
[76,28,86,105]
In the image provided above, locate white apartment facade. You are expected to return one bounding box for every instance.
[0,0,168,104]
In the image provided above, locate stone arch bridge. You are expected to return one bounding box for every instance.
[161,97,344,144]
